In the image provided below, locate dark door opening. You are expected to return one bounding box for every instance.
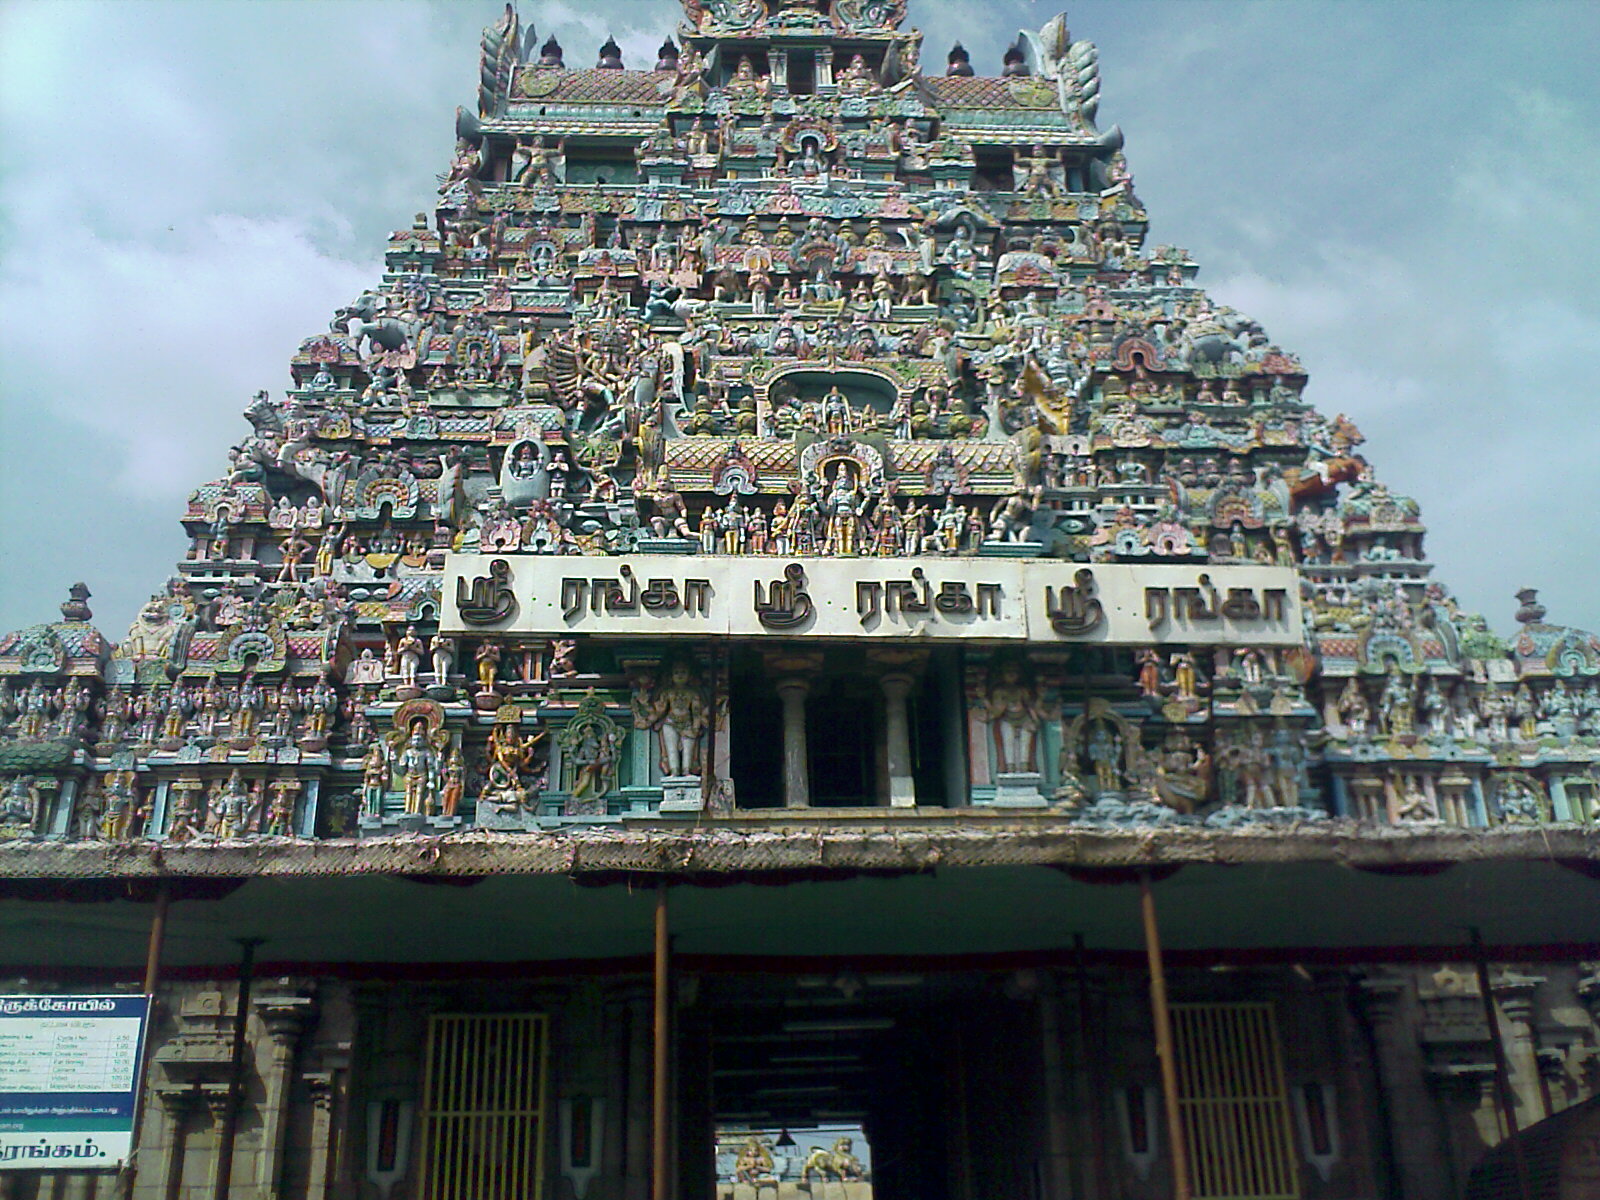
[729,649,785,808]
[807,674,880,806]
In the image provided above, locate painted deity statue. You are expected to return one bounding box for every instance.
[982,660,1046,775]
[633,661,709,778]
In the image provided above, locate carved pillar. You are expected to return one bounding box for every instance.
[1492,970,1550,1123]
[200,1082,237,1199]
[777,678,810,808]
[1036,984,1078,1200]
[134,1086,198,1200]
[1578,966,1600,1092]
[303,1073,338,1200]
[253,991,317,1197]
[1356,971,1455,1200]
[880,673,917,808]
[964,662,992,790]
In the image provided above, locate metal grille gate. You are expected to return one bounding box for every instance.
[1171,1002,1300,1199]
[420,1014,550,1200]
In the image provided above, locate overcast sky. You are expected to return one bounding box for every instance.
[2,0,1597,643]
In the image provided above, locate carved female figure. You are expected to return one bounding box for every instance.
[633,661,709,778]
[983,659,1045,775]
[361,743,389,816]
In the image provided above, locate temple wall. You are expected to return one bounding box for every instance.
[10,962,1594,1199]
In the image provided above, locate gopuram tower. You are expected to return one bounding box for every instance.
[1,4,1597,1200]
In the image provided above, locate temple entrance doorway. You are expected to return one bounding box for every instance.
[689,972,1045,1200]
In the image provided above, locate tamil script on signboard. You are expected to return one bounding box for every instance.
[0,996,149,1170]
[443,555,1303,647]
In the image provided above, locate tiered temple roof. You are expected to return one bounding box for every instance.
[1,0,1597,862]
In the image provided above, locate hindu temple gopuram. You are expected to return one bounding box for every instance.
[2,3,1597,1199]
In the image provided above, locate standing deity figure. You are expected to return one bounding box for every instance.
[1267,725,1304,807]
[1378,668,1413,737]
[633,661,710,778]
[101,773,139,841]
[822,473,866,556]
[219,770,256,837]
[718,495,750,554]
[981,659,1045,775]
[1135,649,1164,698]
[440,748,465,817]
[1086,720,1123,793]
[266,780,299,836]
[475,640,503,691]
[305,678,337,736]
[822,387,853,436]
[1233,728,1273,809]
[394,627,425,689]
[233,673,264,741]
[1336,678,1370,739]
[429,635,455,686]
[361,742,389,816]
[397,726,442,815]
[1416,677,1448,738]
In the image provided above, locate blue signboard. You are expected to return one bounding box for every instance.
[0,995,150,1170]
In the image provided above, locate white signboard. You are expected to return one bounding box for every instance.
[0,996,149,1171]
[443,555,1302,646]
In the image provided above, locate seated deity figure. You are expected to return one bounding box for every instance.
[725,56,769,98]
[632,661,709,778]
[940,225,978,277]
[836,53,879,95]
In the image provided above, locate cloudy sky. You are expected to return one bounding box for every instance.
[2,0,1597,642]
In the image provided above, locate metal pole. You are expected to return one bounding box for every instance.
[1139,871,1190,1200]
[119,879,172,1199]
[652,885,671,1200]
[143,879,170,995]
[1470,927,1532,1200]
[213,937,263,1200]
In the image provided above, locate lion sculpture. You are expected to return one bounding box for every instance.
[800,1137,866,1186]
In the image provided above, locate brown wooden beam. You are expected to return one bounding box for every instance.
[1140,871,1190,1200]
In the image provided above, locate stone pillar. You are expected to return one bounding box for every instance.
[880,673,917,808]
[964,664,991,791]
[1356,971,1455,1200]
[303,1073,338,1200]
[133,1085,196,1200]
[201,1083,235,1200]
[1492,970,1550,1124]
[777,678,810,808]
[253,990,317,1197]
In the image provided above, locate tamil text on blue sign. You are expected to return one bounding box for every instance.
[0,996,150,1170]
